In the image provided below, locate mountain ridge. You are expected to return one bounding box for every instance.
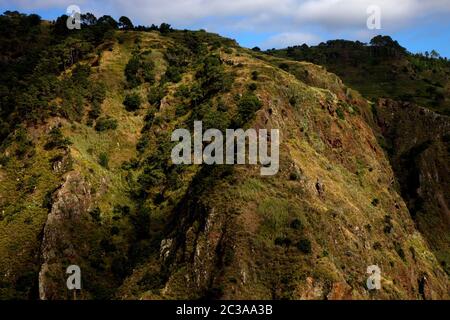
[0,12,448,299]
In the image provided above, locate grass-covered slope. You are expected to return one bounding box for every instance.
[267,37,450,116]
[0,15,448,299]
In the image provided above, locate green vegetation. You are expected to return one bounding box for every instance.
[95,117,118,131]
[44,127,72,150]
[237,93,262,124]
[0,11,118,144]
[123,93,142,112]
[118,16,133,30]
[98,152,109,168]
[0,12,448,300]
[125,54,155,87]
[148,85,166,107]
[268,36,450,115]
[297,238,312,254]
[335,107,345,120]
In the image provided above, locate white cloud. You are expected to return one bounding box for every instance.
[4,0,450,47]
[7,0,450,26]
[1,0,84,10]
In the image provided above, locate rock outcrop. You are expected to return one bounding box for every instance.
[374,98,450,275]
[39,171,92,300]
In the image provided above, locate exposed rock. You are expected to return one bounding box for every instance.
[315,178,325,197]
[160,238,173,261]
[327,282,353,300]
[38,171,92,300]
[296,277,324,300]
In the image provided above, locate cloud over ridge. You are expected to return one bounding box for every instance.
[3,0,450,49]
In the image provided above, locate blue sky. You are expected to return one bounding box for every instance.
[1,0,450,57]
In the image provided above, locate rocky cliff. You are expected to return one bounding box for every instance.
[374,99,450,276]
[0,28,448,300]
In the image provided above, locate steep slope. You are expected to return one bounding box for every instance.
[267,37,450,281]
[374,99,450,276]
[113,33,448,299]
[0,26,448,300]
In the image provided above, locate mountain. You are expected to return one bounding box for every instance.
[266,37,450,116]
[267,38,450,281]
[0,12,448,300]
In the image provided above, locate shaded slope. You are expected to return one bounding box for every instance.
[374,99,450,276]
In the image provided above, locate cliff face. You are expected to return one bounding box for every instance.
[127,53,449,299]
[39,171,92,300]
[0,29,448,300]
[374,99,450,275]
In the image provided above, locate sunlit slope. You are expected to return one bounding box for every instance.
[0,30,448,300]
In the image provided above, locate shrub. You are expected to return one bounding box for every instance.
[88,82,106,106]
[95,117,118,131]
[136,135,150,153]
[290,218,303,230]
[89,207,101,222]
[138,167,166,190]
[121,159,139,170]
[125,56,140,87]
[371,198,380,206]
[289,96,298,107]
[24,175,39,194]
[175,84,191,100]
[251,70,259,80]
[14,127,35,159]
[383,215,394,234]
[191,103,230,131]
[275,237,292,247]
[148,85,166,107]
[196,55,234,97]
[163,65,182,83]
[110,226,120,235]
[88,104,102,120]
[289,171,301,181]
[237,93,262,124]
[125,55,155,87]
[113,205,131,218]
[175,104,189,117]
[336,107,345,120]
[279,63,290,71]
[248,83,257,91]
[394,242,406,261]
[159,23,172,34]
[141,61,155,83]
[0,155,10,166]
[297,238,312,254]
[142,109,156,130]
[44,127,72,150]
[123,93,141,112]
[87,82,106,120]
[98,152,109,168]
